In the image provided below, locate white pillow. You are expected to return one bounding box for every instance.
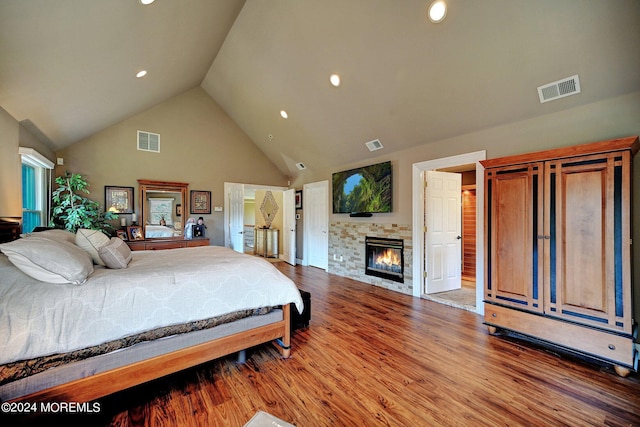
[76,229,111,265]
[0,237,94,285]
[99,237,132,269]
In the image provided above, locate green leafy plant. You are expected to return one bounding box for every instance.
[50,172,116,234]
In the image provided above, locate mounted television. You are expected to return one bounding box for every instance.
[332,161,392,214]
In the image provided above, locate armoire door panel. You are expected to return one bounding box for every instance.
[562,167,606,311]
[494,175,530,297]
[545,153,631,333]
[485,164,543,312]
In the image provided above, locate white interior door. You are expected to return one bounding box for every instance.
[425,171,461,294]
[282,189,296,265]
[227,183,245,253]
[304,181,328,270]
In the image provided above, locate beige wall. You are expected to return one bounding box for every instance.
[18,124,56,161]
[56,87,289,246]
[292,91,640,224]
[0,106,21,217]
[243,200,255,225]
[0,107,56,219]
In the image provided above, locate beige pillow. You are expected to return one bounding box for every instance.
[0,237,94,285]
[99,237,132,269]
[24,229,77,244]
[75,228,111,265]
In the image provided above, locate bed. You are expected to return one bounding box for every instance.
[0,229,303,403]
[144,224,177,238]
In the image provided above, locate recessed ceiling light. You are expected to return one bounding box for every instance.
[139,0,155,5]
[280,110,288,119]
[136,70,147,78]
[428,0,447,23]
[329,74,341,87]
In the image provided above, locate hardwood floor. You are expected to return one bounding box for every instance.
[13,264,640,426]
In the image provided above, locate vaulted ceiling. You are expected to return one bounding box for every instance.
[2,0,639,176]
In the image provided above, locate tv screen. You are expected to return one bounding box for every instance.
[332,161,392,214]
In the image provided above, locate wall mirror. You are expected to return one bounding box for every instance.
[138,180,188,239]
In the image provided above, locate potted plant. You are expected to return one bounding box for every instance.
[50,172,116,234]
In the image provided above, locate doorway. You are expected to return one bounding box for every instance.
[411,151,486,315]
[424,167,476,311]
[223,183,292,261]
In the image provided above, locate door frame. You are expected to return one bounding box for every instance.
[412,151,486,315]
[223,182,288,251]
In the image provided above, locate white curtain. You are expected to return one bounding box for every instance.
[147,198,173,225]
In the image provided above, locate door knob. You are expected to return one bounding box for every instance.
[456,235,462,240]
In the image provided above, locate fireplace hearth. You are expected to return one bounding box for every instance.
[365,236,404,283]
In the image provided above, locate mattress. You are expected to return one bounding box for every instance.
[0,245,303,365]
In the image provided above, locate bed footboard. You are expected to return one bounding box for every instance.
[9,305,292,403]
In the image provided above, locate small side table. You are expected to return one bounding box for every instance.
[255,228,278,258]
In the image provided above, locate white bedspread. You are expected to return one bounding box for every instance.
[0,246,303,365]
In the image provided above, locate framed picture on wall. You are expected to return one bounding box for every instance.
[105,186,134,214]
[190,190,211,214]
[176,204,182,217]
[295,190,302,209]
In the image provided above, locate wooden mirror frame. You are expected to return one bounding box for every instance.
[138,180,188,240]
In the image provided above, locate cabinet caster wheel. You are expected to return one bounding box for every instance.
[487,326,498,335]
[613,365,631,378]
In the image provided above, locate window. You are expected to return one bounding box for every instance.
[19,148,54,233]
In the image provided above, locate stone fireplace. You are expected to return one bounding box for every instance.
[329,222,412,295]
[365,236,404,283]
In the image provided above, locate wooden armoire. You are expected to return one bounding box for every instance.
[481,136,638,377]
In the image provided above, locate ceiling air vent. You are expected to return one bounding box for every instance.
[365,139,383,152]
[137,130,160,153]
[296,162,307,170]
[537,74,581,103]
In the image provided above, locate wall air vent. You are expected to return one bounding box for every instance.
[537,75,581,103]
[365,139,383,152]
[137,130,160,153]
[296,162,307,170]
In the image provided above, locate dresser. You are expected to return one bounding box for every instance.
[0,218,21,243]
[482,136,638,377]
[127,237,209,251]
[255,228,278,258]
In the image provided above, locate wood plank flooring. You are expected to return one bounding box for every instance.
[11,264,640,426]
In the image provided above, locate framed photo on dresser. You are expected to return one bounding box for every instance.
[127,225,143,241]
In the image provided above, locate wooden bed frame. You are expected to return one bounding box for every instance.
[11,305,291,403]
